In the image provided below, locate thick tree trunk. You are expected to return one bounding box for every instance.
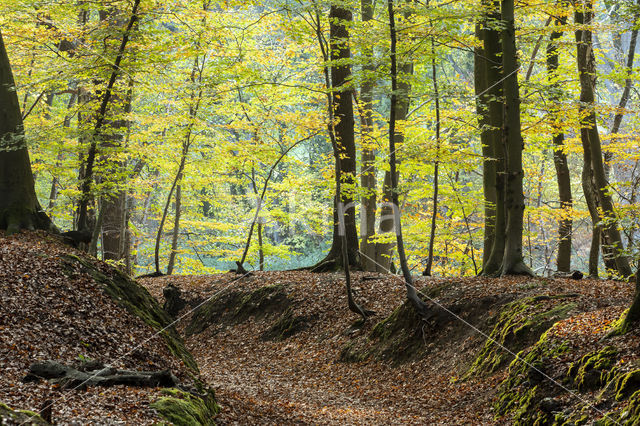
[479,0,507,276]
[575,1,632,278]
[474,19,497,269]
[547,12,573,273]
[359,0,377,272]
[498,0,533,276]
[102,77,133,264]
[0,30,54,233]
[313,5,359,271]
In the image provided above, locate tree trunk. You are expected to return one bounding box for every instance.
[167,181,182,275]
[498,0,533,276]
[575,0,632,278]
[0,30,54,234]
[313,5,360,271]
[76,0,141,231]
[474,18,497,269]
[376,5,413,273]
[423,35,440,277]
[479,0,507,276]
[547,10,573,273]
[388,0,430,316]
[359,0,377,272]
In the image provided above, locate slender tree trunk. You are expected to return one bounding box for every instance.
[498,0,533,276]
[388,0,429,316]
[423,36,440,277]
[547,10,573,273]
[0,31,54,233]
[359,0,377,272]
[166,181,182,274]
[376,3,414,273]
[76,0,141,231]
[605,0,639,181]
[575,0,632,278]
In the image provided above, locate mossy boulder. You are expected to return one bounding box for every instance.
[494,327,571,424]
[0,402,49,425]
[151,388,219,426]
[465,295,577,378]
[62,254,198,372]
[566,346,618,391]
[187,284,291,336]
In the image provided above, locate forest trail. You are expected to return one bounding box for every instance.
[141,272,532,424]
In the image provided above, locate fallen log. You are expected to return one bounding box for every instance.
[23,360,178,390]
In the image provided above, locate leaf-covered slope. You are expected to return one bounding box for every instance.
[0,231,210,424]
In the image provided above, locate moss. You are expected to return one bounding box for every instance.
[62,255,198,372]
[465,295,576,378]
[494,327,570,424]
[0,401,49,424]
[613,369,640,401]
[151,388,219,426]
[566,346,618,391]
[187,284,290,336]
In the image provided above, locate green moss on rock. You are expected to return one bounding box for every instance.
[567,346,618,391]
[494,327,570,424]
[62,254,198,372]
[465,295,576,378]
[614,369,640,401]
[0,402,49,425]
[151,388,219,426]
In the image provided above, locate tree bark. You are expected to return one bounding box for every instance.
[546,9,573,273]
[498,0,533,276]
[388,0,430,316]
[359,0,377,272]
[575,0,632,278]
[0,30,54,233]
[479,0,507,276]
[312,5,360,271]
[423,35,440,277]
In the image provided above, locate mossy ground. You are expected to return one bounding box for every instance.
[494,310,640,425]
[0,402,49,425]
[464,295,577,378]
[151,388,219,426]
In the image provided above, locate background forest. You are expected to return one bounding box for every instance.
[2,0,639,278]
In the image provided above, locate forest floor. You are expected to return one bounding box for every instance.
[1,231,637,424]
[141,270,634,425]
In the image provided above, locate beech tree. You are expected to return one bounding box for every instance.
[574,0,632,278]
[477,0,532,276]
[0,30,54,234]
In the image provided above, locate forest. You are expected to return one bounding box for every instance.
[1,0,640,424]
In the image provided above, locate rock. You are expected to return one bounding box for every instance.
[539,397,563,413]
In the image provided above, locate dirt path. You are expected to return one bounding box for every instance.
[144,272,502,424]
